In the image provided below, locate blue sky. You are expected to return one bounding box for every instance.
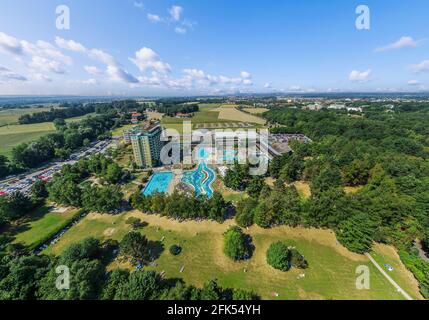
[0,0,429,96]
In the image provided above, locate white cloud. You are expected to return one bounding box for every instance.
[240,71,252,79]
[0,66,27,81]
[0,32,23,55]
[55,37,86,53]
[28,56,66,74]
[130,47,171,73]
[31,73,52,82]
[175,27,187,34]
[375,36,423,53]
[264,82,272,89]
[106,65,139,84]
[349,69,372,83]
[408,79,420,86]
[410,60,429,73]
[169,5,183,21]
[84,66,103,76]
[147,14,161,23]
[82,78,99,85]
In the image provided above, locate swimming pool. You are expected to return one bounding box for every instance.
[182,163,216,198]
[142,172,174,196]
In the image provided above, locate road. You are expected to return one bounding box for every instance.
[365,253,413,300]
[0,139,113,196]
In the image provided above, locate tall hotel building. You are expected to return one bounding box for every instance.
[129,122,164,168]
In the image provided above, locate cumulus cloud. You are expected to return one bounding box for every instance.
[264,82,272,89]
[349,69,372,83]
[55,37,86,53]
[375,36,423,53]
[28,56,66,74]
[169,5,183,21]
[56,37,139,84]
[410,60,429,73]
[0,66,27,81]
[0,32,24,55]
[147,14,161,23]
[84,66,103,76]
[129,47,171,73]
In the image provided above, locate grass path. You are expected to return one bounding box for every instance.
[366,253,413,300]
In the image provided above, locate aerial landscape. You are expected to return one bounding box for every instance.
[0,0,428,312]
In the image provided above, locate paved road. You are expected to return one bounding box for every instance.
[365,253,413,300]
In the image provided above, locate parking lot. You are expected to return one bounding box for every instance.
[0,139,112,197]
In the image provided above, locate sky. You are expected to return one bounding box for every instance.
[0,0,429,96]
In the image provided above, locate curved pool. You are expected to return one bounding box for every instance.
[182,162,216,198]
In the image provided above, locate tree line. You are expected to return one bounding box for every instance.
[0,237,258,300]
[18,103,96,124]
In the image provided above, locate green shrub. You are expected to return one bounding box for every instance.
[223,226,253,261]
[169,245,182,256]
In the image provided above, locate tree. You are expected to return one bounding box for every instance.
[169,245,182,256]
[0,155,10,179]
[125,271,162,300]
[235,198,257,227]
[31,180,48,200]
[120,232,150,264]
[336,213,376,254]
[0,255,50,300]
[104,163,123,184]
[100,269,130,300]
[48,176,82,207]
[81,184,123,213]
[223,226,252,261]
[246,176,266,198]
[0,191,34,220]
[266,242,291,272]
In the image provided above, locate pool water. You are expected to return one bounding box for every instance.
[143,172,174,196]
[182,162,216,198]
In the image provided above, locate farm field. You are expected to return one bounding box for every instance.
[242,108,270,114]
[0,107,53,126]
[217,106,267,125]
[12,205,80,250]
[0,114,95,158]
[44,210,422,300]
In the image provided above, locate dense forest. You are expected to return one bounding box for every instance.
[248,105,429,297]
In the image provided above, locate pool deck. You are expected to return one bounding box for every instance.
[168,169,183,194]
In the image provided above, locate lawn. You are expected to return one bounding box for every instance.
[218,107,267,125]
[13,206,81,250]
[45,211,420,300]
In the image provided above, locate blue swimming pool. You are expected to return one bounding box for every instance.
[182,163,216,198]
[143,172,174,196]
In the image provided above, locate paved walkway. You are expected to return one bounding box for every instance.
[365,253,413,300]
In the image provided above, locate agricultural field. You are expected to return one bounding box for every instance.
[242,108,270,114]
[44,211,423,300]
[0,107,53,126]
[161,103,266,132]
[0,114,96,158]
[0,122,57,158]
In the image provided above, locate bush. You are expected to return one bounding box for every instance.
[266,242,291,271]
[223,226,253,261]
[169,245,182,256]
[125,217,146,229]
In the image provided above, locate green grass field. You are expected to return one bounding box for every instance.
[0,113,95,158]
[44,211,421,300]
[13,206,80,250]
[0,107,53,126]
[0,122,57,158]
